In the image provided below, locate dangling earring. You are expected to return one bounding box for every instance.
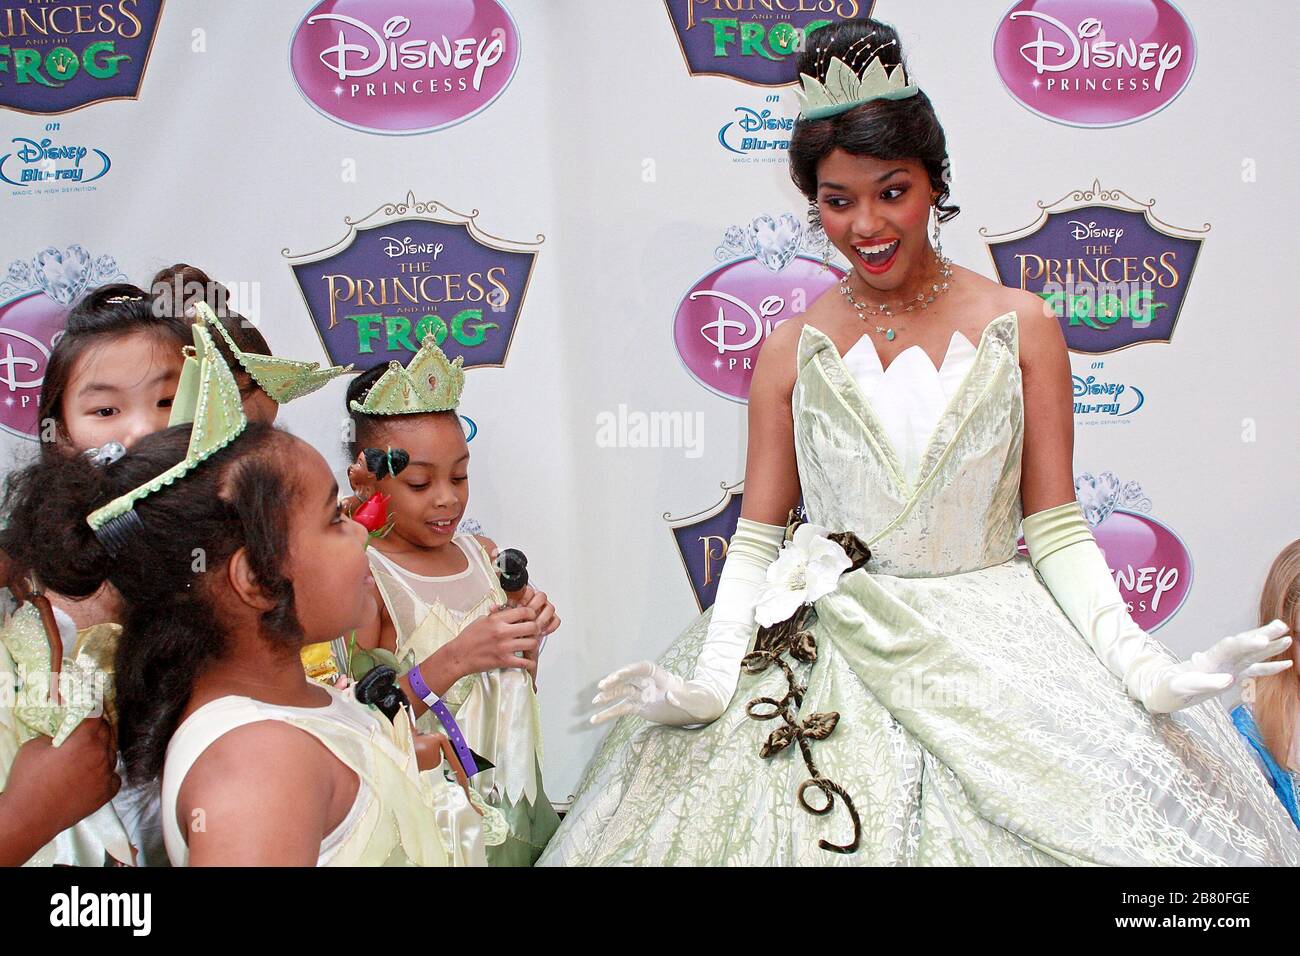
[809,201,830,273]
[931,205,944,262]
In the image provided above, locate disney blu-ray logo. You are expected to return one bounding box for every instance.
[718,106,794,155]
[16,139,86,164]
[0,136,110,186]
[307,13,504,90]
[1011,13,1184,90]
[1073,374,1144,417]
[735,108,793,134]
[379,235,445,258]
[1069,220,1123,243]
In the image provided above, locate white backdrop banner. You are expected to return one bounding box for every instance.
[2,0,1296,797]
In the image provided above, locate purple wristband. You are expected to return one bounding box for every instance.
[407,665,480,777]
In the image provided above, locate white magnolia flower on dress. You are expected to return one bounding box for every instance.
[753,523,852,627]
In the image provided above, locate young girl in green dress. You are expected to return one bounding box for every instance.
[344,336,561,865]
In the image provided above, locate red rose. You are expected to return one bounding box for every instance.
[351,492,391,534]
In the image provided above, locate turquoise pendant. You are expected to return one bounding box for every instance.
[885,329,896,341]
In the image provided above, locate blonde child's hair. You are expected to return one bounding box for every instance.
[1255,539,1300,771]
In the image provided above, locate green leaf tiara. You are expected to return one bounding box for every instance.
[86,322,248,548]
[195,301,353,403]
[796,54,919,121]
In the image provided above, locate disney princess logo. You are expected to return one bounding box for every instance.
[0,135,110,186]
[992,1,1196,127]
[717,105,794,156]
[0,0,165,114]
[311,14,502,88]
[0,244,125,439]
[0,326,49,390]
[675,214,843,402]
[1076,472,1189,630]
[380,235,445,259]
[1014,14,1183,88]
[1016,471,1191,630]
[696,290,782,354]
[289,1,521,135]
[664,0,871,86]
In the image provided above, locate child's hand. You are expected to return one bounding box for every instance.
[518,585,560,638]
[1,717,119,862]
[446,605,541,680]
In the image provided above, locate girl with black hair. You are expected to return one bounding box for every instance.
[36,281,190,458]
[342,339,562,865]
[2,398,499,864]
[542,18,1300,866]
[0,281,189,865]
[18,280,190,630]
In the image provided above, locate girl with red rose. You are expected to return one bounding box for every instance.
[342,341,562,865]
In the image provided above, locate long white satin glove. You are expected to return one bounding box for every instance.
[591,518,785,727]
[1024,501,1294,714]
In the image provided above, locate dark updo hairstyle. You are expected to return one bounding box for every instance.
[150,263,273,386]
[37,282,191,445]
[0,422,303,782]
[788,18,959,223]
[344,361,457,463]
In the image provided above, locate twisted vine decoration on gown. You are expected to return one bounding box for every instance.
[741,511,873,854]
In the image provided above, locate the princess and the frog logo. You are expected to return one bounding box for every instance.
[983,180,1207,354]
[0,0,164,114]
[284,191,541,371]
[0,245,125,439]
[667,482,745,612]
[1017,472,1192,632]
[1,129,110,189]
[664,0,870,85]
[992,0,1196,127]
[674,213,843,402]
[289,0,520,135]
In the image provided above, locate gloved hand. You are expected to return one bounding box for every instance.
[1024,500,1294,714]
[590,518,785,727]
[1148,621,1293,712]
[590,661,727,727]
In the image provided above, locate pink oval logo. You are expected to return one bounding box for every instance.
[1022,504,1193,632]
[673,254,843,403]
[289,1,521,135]
[992,0,1197,127]
[1093,509,1192,632]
